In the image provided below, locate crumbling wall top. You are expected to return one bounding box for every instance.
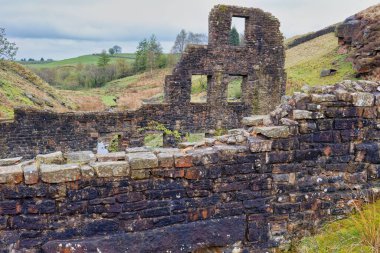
[208,5,282,47]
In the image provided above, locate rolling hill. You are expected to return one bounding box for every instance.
[23,53,136,69]
[0,60,76,118]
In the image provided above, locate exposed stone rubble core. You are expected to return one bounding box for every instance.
[1,80,380,252]
[337,4,380,80]
[0,5,286,160]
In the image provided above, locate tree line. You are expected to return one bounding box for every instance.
[0,27,211,90]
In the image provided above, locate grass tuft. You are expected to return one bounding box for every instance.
[291,199,380,253]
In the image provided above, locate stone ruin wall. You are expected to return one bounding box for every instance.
[4,4,380,253]
[1,80,380,252]
[0,5,286,160]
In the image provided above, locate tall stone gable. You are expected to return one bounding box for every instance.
[164,5,286,114]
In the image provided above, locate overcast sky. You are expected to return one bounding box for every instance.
[1,0,378,60]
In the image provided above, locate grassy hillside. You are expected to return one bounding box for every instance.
[23,53,136,69]
[285,32,356,94]
[0,61,75,119]
[62,68,170,111]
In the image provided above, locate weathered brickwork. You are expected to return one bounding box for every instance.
[1,80,380,252]
[165,5,286,113]
[0,5,286,160]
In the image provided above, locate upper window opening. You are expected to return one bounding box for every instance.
[230,17,246,46]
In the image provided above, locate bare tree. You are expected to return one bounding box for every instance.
[171,29,207,54]
[171,29,187,54]
[187,32,207,45]
[0,28,18,60]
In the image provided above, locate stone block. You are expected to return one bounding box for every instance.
[23,164,39,185]
[335,89,352,102]
[131,170,150,180]
[81,165,95,179]
[126,152,158,170]
[248,137,272,153]
[352,92,374,106]
[151,148,180,154]
[242,115,272,126]
[174,153,193,168]
[92,161,130,177]
[306,103,322,111]
[272,174,290,182]
[0,200,21,215]
[213,145,249,157]
[125,147,150,153]
[40,164,81,183]
[178,142,200,149]
[204,138,216,146]
[293,110,324,120]
[157,153,174,168]
[266,151,294,164]
[0,165,23,184]
[186,148,218,166]
[311,94,337,103]
[280,118,298,126]
[97,152,126,162]
[299,122,317,134]
[0,157,22,166]
[66,151,96,164]
[254,126,291,138]
[36,151,64,166]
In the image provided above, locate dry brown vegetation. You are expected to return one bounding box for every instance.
[117,70,167,109]
[59,68,169,112]
[357,3,380,21]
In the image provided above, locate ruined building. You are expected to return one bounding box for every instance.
[4,5,380,253]
[0,5,286,159]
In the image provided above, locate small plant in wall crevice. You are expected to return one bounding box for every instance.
[139,121,181,141]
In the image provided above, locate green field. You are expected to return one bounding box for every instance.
[23,53,136,69]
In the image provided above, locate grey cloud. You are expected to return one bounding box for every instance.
[0,0,378,59]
